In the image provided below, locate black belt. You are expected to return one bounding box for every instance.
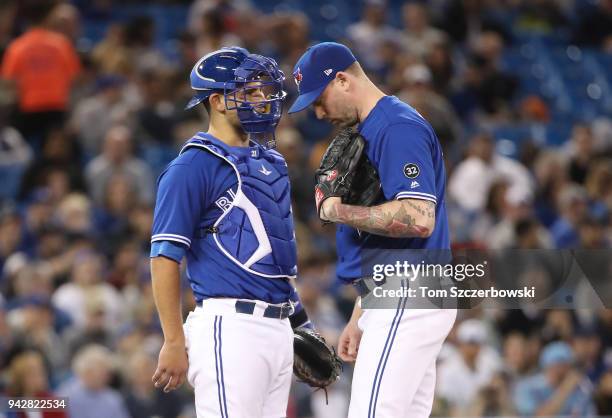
[353,277,387,297]
[196,300,293,320]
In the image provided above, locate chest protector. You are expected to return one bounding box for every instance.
[181,136,298,278]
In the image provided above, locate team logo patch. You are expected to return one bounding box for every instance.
[323,68,333,76]
[326,169,338,181]
[403,163,420,179]
[294,67,303,91]
[410,180,420,189]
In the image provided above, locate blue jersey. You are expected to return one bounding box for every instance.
[336,96,450,282]
[150,133,297,304]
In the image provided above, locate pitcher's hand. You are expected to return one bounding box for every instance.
[338,320,363,362]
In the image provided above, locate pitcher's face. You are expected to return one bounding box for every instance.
[312,80,359,128]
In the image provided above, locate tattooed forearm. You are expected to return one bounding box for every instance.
[327,199,435,238]
[404,199,435,219]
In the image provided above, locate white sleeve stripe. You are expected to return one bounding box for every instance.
[152,233,191,242]
[151,234,191,245]
[395,192,437,203]
[151,237,191,246]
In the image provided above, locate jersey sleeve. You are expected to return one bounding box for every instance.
[151,161,208,249]
[377,122,437,204]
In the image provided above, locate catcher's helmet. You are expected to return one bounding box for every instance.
[185,46,249,110]
[186,46,287,141]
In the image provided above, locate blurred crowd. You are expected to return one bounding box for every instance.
[0,0,611,417]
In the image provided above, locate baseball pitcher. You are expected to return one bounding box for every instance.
[288,42,457,418]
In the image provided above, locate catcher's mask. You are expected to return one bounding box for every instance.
[186,47,286,148]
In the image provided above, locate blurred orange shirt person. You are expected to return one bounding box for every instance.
[1,28,81,113]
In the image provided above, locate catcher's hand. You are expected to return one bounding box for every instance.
[314,129,381,221]
[293,328,342,393]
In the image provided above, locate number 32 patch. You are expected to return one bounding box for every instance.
[403,163,420,178]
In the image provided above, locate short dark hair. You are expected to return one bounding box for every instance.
[25,0,58,25]
[203,99,211,114]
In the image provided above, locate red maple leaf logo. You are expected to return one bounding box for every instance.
[293,68,303,90]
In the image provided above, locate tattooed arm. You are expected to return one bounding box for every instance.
[320,197,436,238]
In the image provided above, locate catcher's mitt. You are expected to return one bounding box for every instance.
[293,328,342,397]
[314,129,382,220]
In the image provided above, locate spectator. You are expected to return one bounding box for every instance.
[6,296,68,371]
[91,24,133,76]
[187,0,253,36]
[107,240,147,291]
[585,159,612,221]
[194,7,242,57]
[503,332,535,378]
[47,2,81,43]
[448,133,534,213]
[514,217,552,249]
[58,344,130,418]
[64,300,112,359]
[566,123,596,185]
[400,3,447,59]
[52,251,124,330]
[466,371,516,417]
[6,350,68,418]
[70,75,132,157]
[439,0,508,45]
[463,31,518,118]
[55,193,93,236]
[123,16,166,72]
[424,41,454,95]
[514,341,595,416]
[595,365,612,415]
[19,126,85,201]
[437,319,503,414]
[579,217,609,249]
[0,1,18,58]
[85,125,154,206]
[268,13,310,69]
[275,128,313,223]
[94,172,141,252]
[532,150,568,227]
[134,69,178,144]
[346,0,400,74]
[550,184,588,248]
[122,351,186,418]
[0,206,22,273]
[573,327,605,384]
[0,0,81,144]
[398,63,462,153]
[0,107,32,200]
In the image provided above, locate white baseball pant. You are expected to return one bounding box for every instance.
[184,298,294,418]
[348,300,456,418]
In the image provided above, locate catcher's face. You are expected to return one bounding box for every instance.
[210,83,269,131]
[313,79,359,128]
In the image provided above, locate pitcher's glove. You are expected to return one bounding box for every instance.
[293,328,342,395]
[315,129,381,220]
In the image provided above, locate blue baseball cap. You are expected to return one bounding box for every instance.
[540,342,573,368]
[288,42,357,114]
